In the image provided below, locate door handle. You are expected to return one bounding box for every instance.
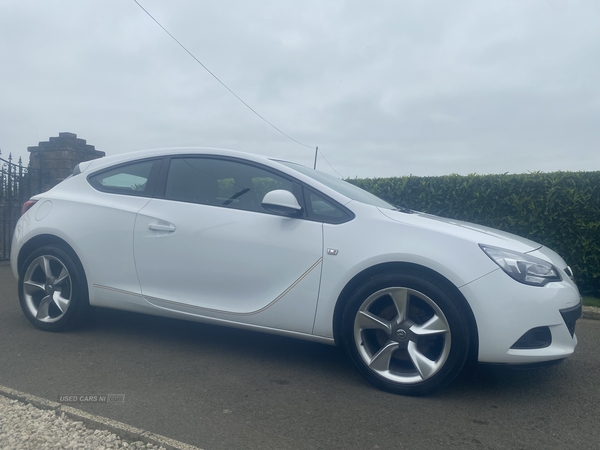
[148,223,176,232]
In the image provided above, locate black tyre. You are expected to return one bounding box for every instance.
[18,245,90,331]
[342,271,470,396]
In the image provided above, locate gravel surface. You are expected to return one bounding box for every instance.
[0,395,166,450]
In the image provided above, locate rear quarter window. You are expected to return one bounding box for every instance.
[88,159,160,196]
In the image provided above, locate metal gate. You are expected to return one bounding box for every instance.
[0,153,38,260]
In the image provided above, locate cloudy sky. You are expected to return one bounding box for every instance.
[1,0,599,178]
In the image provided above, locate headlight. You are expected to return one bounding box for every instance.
[565,265,575,281]
[480,245,562,286]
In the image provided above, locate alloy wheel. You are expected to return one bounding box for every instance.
[22,255,73,323]
[353,287,452,384]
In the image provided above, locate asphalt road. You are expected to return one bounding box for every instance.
[1,261,599,450]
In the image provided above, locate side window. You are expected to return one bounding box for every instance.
[251,177,291,200]
[305,188,350,224]
[165,157,298,214]
[89,160,156,196]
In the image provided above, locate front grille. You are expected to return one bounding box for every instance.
[560,303,582,338]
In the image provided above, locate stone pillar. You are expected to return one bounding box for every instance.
[28,132,105,193]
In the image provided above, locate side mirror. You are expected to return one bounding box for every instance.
[262,190,302,216]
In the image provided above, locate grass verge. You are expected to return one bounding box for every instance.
[582,296,600,308]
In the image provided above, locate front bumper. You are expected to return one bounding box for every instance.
[460,268,581,364]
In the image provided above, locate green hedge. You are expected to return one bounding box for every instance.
[347,171,600,296]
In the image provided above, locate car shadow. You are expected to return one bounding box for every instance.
[84,306,354,377]
[79,307,574,399]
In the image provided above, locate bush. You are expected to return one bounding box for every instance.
[347,171,600,296]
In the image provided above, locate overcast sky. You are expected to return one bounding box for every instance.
[1,0,599,178]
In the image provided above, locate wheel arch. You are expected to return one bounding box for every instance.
[17,234,81,276]
[332,262,479,361]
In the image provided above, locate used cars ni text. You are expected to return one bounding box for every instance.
[11,148,582,395]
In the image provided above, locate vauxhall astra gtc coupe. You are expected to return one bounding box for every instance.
[11,148,582,395]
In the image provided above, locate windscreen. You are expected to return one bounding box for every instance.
[279,161,395,209]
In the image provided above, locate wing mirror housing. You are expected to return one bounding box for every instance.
[262,190,302,216]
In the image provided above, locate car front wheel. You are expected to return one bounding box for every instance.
[18,245,90,331]
[342,272,470,395]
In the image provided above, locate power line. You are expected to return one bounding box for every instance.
[132,0,314,149]
[317,148,343,178]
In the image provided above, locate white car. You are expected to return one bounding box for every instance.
[10,148,582,395]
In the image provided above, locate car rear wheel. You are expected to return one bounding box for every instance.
[342,272,469,395]
[18,245,90,331]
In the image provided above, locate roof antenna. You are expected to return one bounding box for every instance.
[313,146,318,169]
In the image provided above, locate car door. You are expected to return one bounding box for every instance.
[84,158,162,302]
[133,156,324,333]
